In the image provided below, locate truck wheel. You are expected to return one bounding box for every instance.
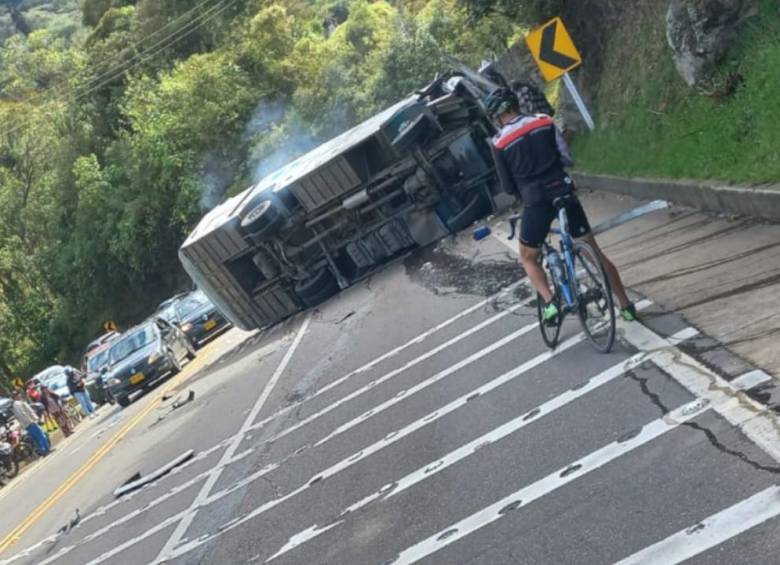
[239,196,285,239]
[444,193,490,233]
[117,396,130,408]
[294,268,340,308]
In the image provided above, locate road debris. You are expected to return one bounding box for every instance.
[57,509,80,535]
[113,450,195,498]
[473,226,491,240]
[172,390,196,410]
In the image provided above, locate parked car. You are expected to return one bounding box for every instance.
[179,70,512,331]
[103,319,195,408]
[82,333,122,405]
[31,366,73,400]
[85,331,120,355]
[0,398,12,426]
[155,290,230,348]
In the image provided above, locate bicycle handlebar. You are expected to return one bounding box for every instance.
[507,214,521,240]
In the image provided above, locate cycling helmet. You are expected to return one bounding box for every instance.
[484,88,518,119]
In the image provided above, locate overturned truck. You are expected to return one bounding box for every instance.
[179,74,512,330]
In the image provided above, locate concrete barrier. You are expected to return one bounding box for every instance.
[572,172,780,223]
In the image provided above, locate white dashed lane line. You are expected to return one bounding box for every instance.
[390,396,713,565]
[614,485,780,565]
[9,283,529,565]
[268,327,698,561]
[156,315,312,562]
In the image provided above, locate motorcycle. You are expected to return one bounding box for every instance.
[7,427,39,464]
[0,428,19,485]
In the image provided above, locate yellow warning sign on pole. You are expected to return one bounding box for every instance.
[525,17,582,82]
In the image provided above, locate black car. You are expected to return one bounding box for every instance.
[103,319,195,407]
[156,290,230,348]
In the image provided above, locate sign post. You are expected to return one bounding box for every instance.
[526,17,595,131]
[562,73,595,131]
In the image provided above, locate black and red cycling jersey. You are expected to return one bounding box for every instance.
[492,114,573,205]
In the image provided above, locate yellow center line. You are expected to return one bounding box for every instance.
[0,338,223,555]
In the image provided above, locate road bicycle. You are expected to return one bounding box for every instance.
[508,194,616,353]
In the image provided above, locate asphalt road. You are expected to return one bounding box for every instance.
[2,191,780,565]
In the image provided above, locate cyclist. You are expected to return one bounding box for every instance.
[486,87,637,323]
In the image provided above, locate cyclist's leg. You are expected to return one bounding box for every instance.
[519,203,556,303]
[566,198,633,311]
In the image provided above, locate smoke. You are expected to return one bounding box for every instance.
[198,152,235,211]
[196,100,322,211]
[247,101,319,185]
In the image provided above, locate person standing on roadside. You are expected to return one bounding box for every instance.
[40,385,73,437]
[27,379,58,433]
[66,367,96,419]
[11,390,51,456]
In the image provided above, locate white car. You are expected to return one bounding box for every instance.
[32,365,74,399]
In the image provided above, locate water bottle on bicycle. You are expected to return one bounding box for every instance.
[508,200,619,352]
[487,86,636,354]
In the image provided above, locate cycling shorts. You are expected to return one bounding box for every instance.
[520,192,592,249]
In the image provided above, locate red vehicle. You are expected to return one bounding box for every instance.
[81,331,121,404]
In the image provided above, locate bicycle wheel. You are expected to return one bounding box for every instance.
[536,258,563,348]
[573,241,615,353]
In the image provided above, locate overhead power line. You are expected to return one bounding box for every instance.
[0,0,240,140]
[3,0,217,112]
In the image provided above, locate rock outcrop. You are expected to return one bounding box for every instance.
[666,0,756,86]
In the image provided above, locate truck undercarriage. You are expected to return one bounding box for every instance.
[180,74,514,330]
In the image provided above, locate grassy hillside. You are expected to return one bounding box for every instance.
[573,0,780,184]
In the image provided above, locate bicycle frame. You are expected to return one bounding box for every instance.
[546,207,579,310]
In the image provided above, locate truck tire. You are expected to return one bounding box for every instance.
[239,197,285,239]
[294,268,340,308]
[117,396,130,408]
[444,193,490,233]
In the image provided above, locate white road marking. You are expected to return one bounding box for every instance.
[4,289,533,565]
[391,397,714,565]
[245,280,528,436]
[614,485,780,565]
[731,369,772,392]
[268,327,699,561]
[208,326,582,503]
[41,303,654,565]
[153,324,591,562]
[493,218,780,459]
[266,521,345,562]
[245,295,533,441]
[156,315,311,562]
[307,315,538,449]
[80,513,185,565]
[622,325,780,462]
